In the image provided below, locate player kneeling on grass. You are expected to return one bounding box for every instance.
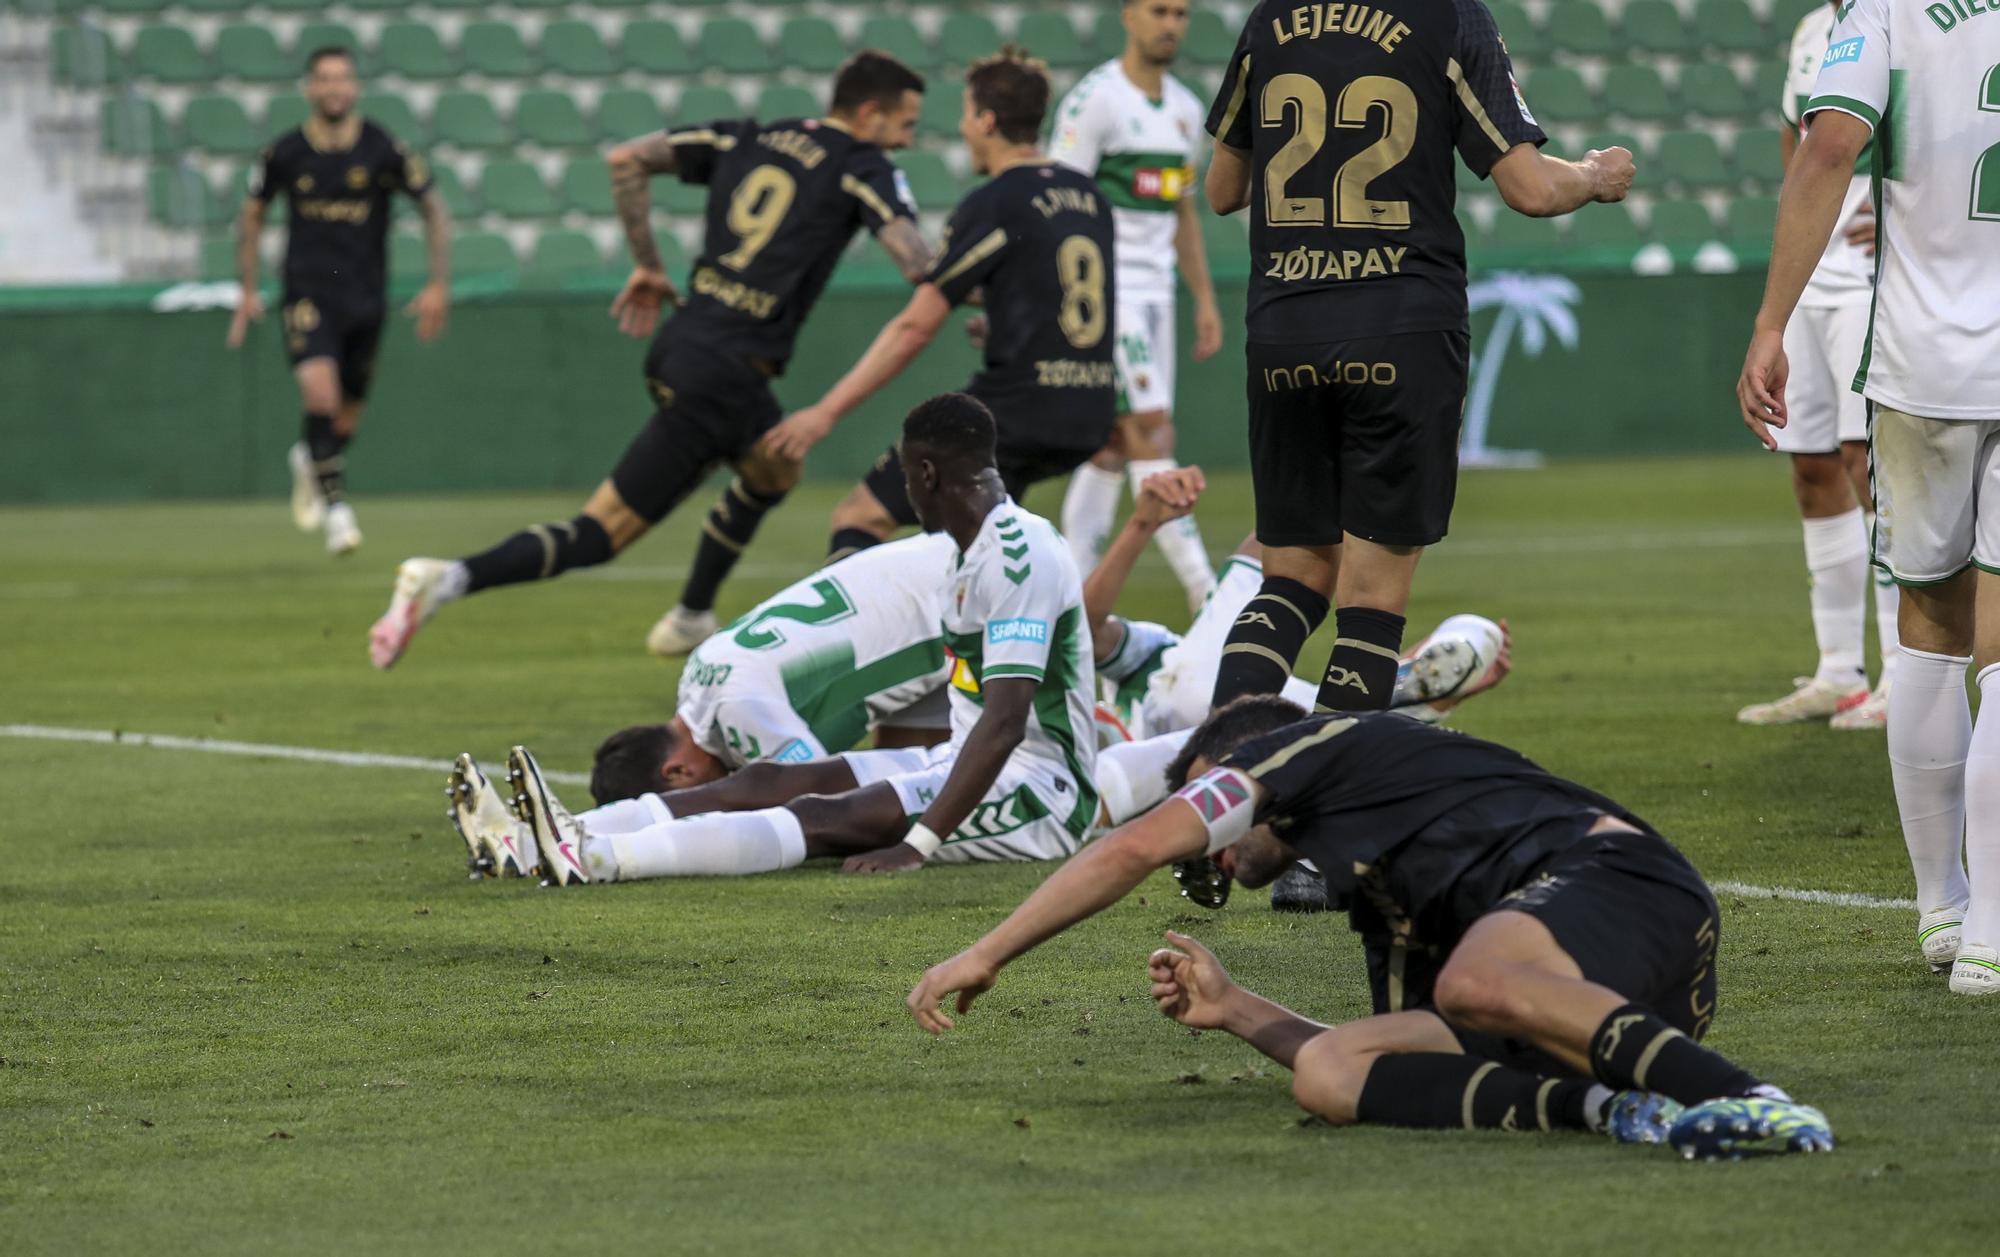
[908,696,1834,1161]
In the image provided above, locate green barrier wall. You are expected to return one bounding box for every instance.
[0,268,1766,505]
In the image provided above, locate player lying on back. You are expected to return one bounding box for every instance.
[908,696,1835,1162]
[452,394,1099,884]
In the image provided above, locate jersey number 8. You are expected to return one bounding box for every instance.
[1261,73,1417,229]
[1056,235,1107,349]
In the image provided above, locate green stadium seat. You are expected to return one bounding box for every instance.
[53,25,123,89]
[1724,194,1779,247]
[425,0,486,10]
[1089,11,1126,63]
[200,233,237,280]
[1657,129,1731,186]
[898,151,959,209]
[1186,10,1236,64]
[1568,202,1644,261]
[132,25,208,83]
[524,230,610,285]
[1602,64,1676,123]
[1729,128,1784,186]
[102,96,175,157]
[561,155,615,214]
[263,95,308,136]
[517,90,591,148]
[364,91,428,146]
[1697,0,1771,52]
[1679,64,1751,120]
[346,0,406,11]
[675,85,742,124]
[1621,0,1698,54]
[389,232,427,280]
[1753,60,1791,124]
[427,162,479,217]
[1016,12,1089,68]
[939,13,1003,66]
[184,94,258,156]
[1582,129,1644,161]
[585,0,649,10]
[379,22,455,81]
[1487,2,1547,60]
[597,87,662,142]
[263,0,322,13]
[100,0,165,16]
[215,25,292,83]
[778,17,845,73]
[757,84,820,122]
[292,23,364,70]
[699,17,774,73]
[482,159,560,218]
[147,164,215,228]
[858,16,935,71]
[660,178,708,216]
[507,0,575,11]
[451,231,518,275]
[1650,201,1718,255]
[541,21,618,76]
[461,21,537,79]
[1542,1,1616,56]
[1200,210,1248,268]
[622,21,694,76]
[433,91,509,149]
[1524,67,1594,124]
[181,0,244,14]
[1483,212,1565,258]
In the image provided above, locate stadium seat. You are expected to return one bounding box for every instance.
[460,21,537,79]
[516,90,591,148]
[524,230,610,286]
[379,22,456,81]
[52,25,123,89]
[1602,65,1677,123]
[432,91,509,149]
[181,0,245,13]
[346,0,405,11]
[507,0,574,12]
[147,164,217,228]
[1582,129,1644,162]
[292,23,365,71]
[200,233,237,280]
[1729,129,1784,186]
[427,162,479,217]
[1185,10,1236,64]
[1725,194,1779,250]
[757,84,820,122]
[132,25,208,83]
[1487,2,1547,59]
[561,155,615,214]
[482,159,560,218]
[262,0,322,13]
[1696,0,1771,53]
[898,151,959,210]
[541,21,618,77]
[215,25,293,83]
[1524,67,1594,124]
[1621,0,1698,54]
[1656,129,1732,186]
[101,96,175,157]
[1016,12,1089,68]
[365,91,428,147]
[777,17,845,73]
[389,232,427,281]
[1678,64,1752,120]
[1485,212,1564,256]
[1649,200,1718,249]
[1200,210,1247,268]
[660,178,708,216]
[1089,11,1126,62]
[857,16,935,71]
[675,85,742,124]
[1542,1,1616,56]
[699,17,774,74]
[597,87,662,142]
[622,21,695,77]
[939,12,1003,66]
[451,231,518,275]
[100,0,166,16]
[263,95,308,136]
[1568,202,1644,262]
[184,94,258,156]
[1752,60,1790,123]
[585,0,650,10]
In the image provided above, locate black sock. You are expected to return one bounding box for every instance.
[1316,606,1407,712]
[1210,577,1329,708]
[461,515,613,594]
[1354,1053,1599,1132]
[680,478,785,613]
[1588,1003,1762,1105]
[304,411,348,505]
[827,527,882,565]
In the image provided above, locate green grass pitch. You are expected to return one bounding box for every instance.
[3,458,1994,1255]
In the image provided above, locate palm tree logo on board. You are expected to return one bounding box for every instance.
[1462,272,1581,469]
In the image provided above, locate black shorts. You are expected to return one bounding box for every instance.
[282,294,384,400]
[610,337,782,524]
[1245,330,1470,548]
[862,392,1104,528]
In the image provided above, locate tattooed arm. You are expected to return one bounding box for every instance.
[606,132,684,337]
[875,218,934,285]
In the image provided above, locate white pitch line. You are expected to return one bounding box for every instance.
[0,723,1917,909]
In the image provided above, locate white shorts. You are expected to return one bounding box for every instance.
[1136,555,1318,736]
[1773,303,1871,454]
[1114,296,1176,416]
[840,743,1088,863]
[1870,405,2000,583]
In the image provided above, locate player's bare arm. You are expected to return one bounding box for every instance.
[1205,140,1250,215]
[1738,110,1872,446]
[759,285,953,461]
[225,195,267,349]
[1488,143,1635,218]
[1173,196,1224,361]
[875,218,935,285]
[1149,930,1332,1066]
[607,131,685,338]
[1082,467,1205,655]
[404,188,451,344]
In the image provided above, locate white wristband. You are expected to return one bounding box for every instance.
[903,823,943,859]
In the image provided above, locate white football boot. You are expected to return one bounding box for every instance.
[1735,676,1867,726]
[1829,681,1890,731]
[1949,944,2000,996]
[288,442,326,532]
[1395,614,1509,724]
[645,606,717,657]
[369,558,456,670]
[505,746,592,887]
[1920,907,1967,974]
[323,501,362,556]
[447,753,538,879]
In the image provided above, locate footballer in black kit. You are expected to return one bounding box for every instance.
[369,53,934,671]
[757,51,1117,561]
[228,45,451,556]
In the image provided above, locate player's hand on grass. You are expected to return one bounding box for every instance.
[1843,206,1877,257]
[610,267,678,338]
[404,282,449,343]
[760,406,838,461]
[1736,327,1790,450]
[1131,466,1206,528]
[225,289,264,349]
[908,948,1000,1034]
[1148,931,1237,1030]
[1192,300,1223,362]
[841,841,926,874]
[1584,147,1636,203]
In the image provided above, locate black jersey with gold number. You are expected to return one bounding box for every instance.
[660,116,916,371]
[251,119,432,311]
[1205,0,1545,342]
[926,162,1118,448]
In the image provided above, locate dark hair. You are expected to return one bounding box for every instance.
[1164,695,1309,790]
[590,723,680,806]
[831,50,926,114]
[305,46,355,73]
[901,391,997,472]
[966,47,1050,144]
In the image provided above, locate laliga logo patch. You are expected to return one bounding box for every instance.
[1510,75,1537,126]
[1823,37,1865,65]
[988,617,1048,645]
[893,168,915,213]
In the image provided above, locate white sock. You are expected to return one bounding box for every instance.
[577,793,674,836]
[1888,647,1973,913]
[1962,665,2000,942]
[438,561,471,603]
[1127,458,1216,603]
[1060,463,1124,573]
[605,806,806,881]
[1866,528,1899,686]
[1801,509,1868,687]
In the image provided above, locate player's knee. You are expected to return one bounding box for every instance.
[1432,962,1527,1033]
[1290,1032,1365,1125]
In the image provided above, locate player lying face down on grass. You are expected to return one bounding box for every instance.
[908,696,1836,1160]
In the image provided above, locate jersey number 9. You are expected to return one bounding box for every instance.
[1261,73,1418,230]
[1056,235,1107,349]
[720,165,798,271]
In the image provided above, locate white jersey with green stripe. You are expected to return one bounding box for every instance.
[1049,59,1206,302]
[678,533,954,769]
[1783,3,1876,305]
[1807,0,2000,418]
[940,499,1099,832]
